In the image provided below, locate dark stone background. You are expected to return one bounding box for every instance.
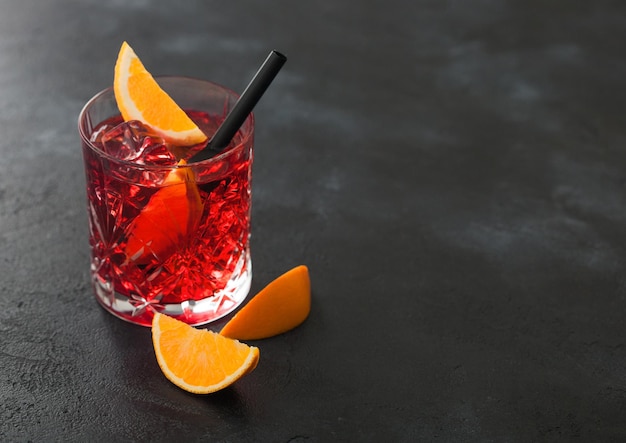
[1,0,626,441]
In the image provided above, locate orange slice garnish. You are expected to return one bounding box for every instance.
[152,313,259,394]
[112,42,204,263]
[114,41,207,145]
[220,265,311,340]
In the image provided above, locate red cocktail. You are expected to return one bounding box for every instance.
[78,77,254,326]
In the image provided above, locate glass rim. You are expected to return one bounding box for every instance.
[77,75,254,171]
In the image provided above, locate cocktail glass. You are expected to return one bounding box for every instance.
[78,76,254,326]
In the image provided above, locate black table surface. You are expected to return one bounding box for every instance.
[2,0,626,441]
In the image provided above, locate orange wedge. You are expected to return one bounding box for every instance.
[112,41,205,263]
[220,265,311,340]
[113,41,207,145]
[152,313,259,394]
[124,161,203,264]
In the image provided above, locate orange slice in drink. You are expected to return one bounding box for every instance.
[152,313,260,394]
[124,161,203,264]
[114,41,207,145]
[220,265,311,340]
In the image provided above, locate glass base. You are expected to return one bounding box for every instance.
[92,254,251,327]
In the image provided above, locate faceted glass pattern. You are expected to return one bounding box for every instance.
[78,78,254,326]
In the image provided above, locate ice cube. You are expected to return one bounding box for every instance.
[101,120,149,161]
[140,139,178,166]
[100,121,177,166]
[90,122,118,144]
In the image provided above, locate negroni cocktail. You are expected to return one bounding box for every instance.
[79,76,254,326]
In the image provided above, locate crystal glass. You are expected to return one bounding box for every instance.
[78,77,254,326]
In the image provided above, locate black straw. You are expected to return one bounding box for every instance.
[190,50,287,163]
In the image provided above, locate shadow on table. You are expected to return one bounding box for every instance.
[98,309,257,426]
